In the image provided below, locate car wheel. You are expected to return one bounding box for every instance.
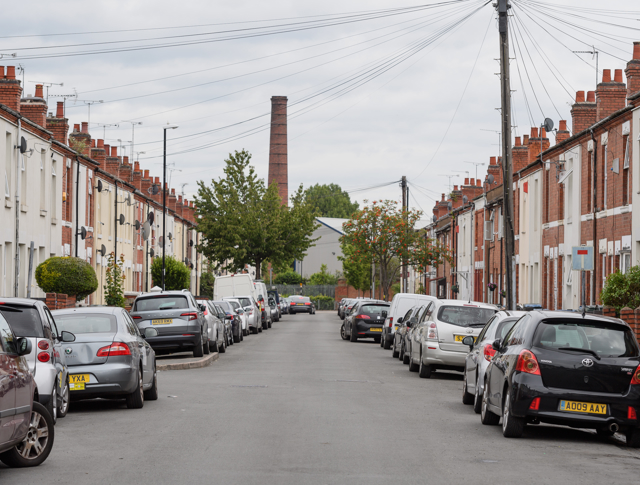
[408,356,419,372]
[219,339,226,353]
[58,376,70,418]
[258,326,263,333]
[234,332,241,343]
[480,382,500,426]
[46,386,57,425]
[193,336,204,358]
[383,336,391,350]
[144,364,159,401]
[626,428,640,448]
[210,339,218,352]
[349,327,358,342]
[268,320,272,328]
[125,368,145,409]
[392,339,399,359]
[0,402,54,467]
[462,372,474,404]
[502,390,525,438]
[340,325,348,341]
[419,359,432,379]
[402,350,410,365]
[473,376,482,414]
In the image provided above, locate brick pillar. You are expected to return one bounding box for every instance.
[603,306,616,318]
[268,96,288,206]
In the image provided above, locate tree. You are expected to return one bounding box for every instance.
[200,265,215,297]
[408,231,453,294]
[274,271,302,285]
[309,264,339,285]
[104,253,125,307]
[304,183,359,218]
[339,243,371,296]
[601,266,640,315]
[195,150,318,279]
[35,256,98,301]
[151,256,191,291]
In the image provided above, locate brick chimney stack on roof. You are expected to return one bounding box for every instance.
[268,96,288,206]
[91,138,107,170]
[513,135,529,173]
[571,90,597,135]
[0,66,23,112]
[625,42,640,100]
[20,84,47,127]
[596,69,627,121]
[527,126,550,165]
[555,120,570,144]
[47,101,69,144]
[69,121,92,155]
[487,155,502,186]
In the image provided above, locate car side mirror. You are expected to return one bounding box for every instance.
[396,316,403,324]
[491,338,502,352]
[198,304,206,312]
[382,310,388,318]
[144,327,159,339]
[60,331,76,343]
[406,321,412,328]
[461,336,475,348]
[226,315,233,320]
[16,337,32,356]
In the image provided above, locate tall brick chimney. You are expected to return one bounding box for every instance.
[512,136,529,173]
[0,66,23,112]
[571,90,597,135]
[47,102,69,144]
[268,96,288,206]
[595,69,626,121]
[20,84,47,127]
[625,42,640,99]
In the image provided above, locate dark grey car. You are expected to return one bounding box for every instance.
[52,307,158,409]
[130,290,207,358]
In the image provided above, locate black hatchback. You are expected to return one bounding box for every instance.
[345,301,390,343]
[481,311,640,446]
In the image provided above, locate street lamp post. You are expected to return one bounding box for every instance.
[162,124,179,291]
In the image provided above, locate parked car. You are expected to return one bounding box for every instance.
[288,296,315,315]
[268,289,281,319]
[382,294,437,349]
[224,296,259,335]
[480,311,640,446]
[407,299,496,378]
[203,301,226,352]
[130,290,207,358]
[339,299,358,320]
[0,313,55,468]
[0,298,75,423]
[52,307,158,408]
[344,301,390,343]
[392,304,428,359]
[224,299,248,340]
[280,298,289,315]
[214,300,242,343]
[268,297,279,322]
[461,310,525,413]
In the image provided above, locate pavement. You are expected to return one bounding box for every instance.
[156,351,219,370]
[2,311,639,483]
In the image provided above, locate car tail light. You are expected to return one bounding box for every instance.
[96,342,131,357]
[529,397,541,411]
[388,317,394,327]
[182,334,194,337]
[630,365,640,385]
[37,352,50,363]
[355,315,371,320]
[132,315,141,320]
[181,312,198,321]
[203,309,208,316]
[304,302,311,306]
[38,340,50,351]
[427,322,438,340]
[628,407,638,420]
[290,302,295,306]
[515,349,541,375]
[483,344,496,362]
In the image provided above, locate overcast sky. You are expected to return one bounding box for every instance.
[2,0,637,214]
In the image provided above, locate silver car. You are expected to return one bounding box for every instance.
[225,296,260,335]
[52,307,158,409]
[203,301,226,352]
[0,298,75,424]
[461,310,525,413]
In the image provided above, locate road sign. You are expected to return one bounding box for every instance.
[572,246,594,271]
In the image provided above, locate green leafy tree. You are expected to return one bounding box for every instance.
[274,270,302,285]
[339,243,372,296]
[151,256,191,291]
[35,256,98,301]
[195,150,318,279]
[309,264,339,285]
[601,266,640,315]
[104,252,126,307]
[304,183,359,218]
[200,265,215,297]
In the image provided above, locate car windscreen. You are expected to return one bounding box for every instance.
[533,320,639,358]
[358,304,390,317]
[215,301,232,312]
[134,296,189,312]
[0,306,43,338]
[54,314,117,334]
[437,306,496,327]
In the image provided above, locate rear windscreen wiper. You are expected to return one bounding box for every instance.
[467,323,487,328]
[557,347,601,360]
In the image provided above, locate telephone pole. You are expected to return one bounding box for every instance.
[497,0,515,310]
[401,175,407,293]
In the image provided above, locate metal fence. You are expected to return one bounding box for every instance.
[273,285,337,310]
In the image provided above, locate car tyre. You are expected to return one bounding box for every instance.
[473,376,482,414]
[340,325,348,341]
[58,376,70,418]
[268,320,272,328]
[626,428,640,448]
[234,332,241,343]
[144,364,159,401]
[481,383,500,426]
[125,368,145,409]
[419,359,432,379]
[0,402,54,468]
[349,327,357,342]
[258,326,263,333]
[46,386,57,425]
[502,390,525,438]
[402,351,410,365]
[193,336,204,358]
[383,336,391,350]
[408,358,419,372]
[219,339,226,353]
[203,335,211,355]
[210,339,218,352]
[462,372,474,404]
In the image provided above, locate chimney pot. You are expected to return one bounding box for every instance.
[602,69,612,83]
[91,139,96,148]
[73,124,80,132]
[540,127,547,138]
[587,91,595,102]
[171,188,175,195]
[81,122,88,134]
[111,147,117,157]
[97,139,104,148]
[134,161,140,171]
[530,127,538,138]
[143,169,149,178]
[614,69,623,83]
[453,185,458,191]
[154,177,159,184]
[464,177,469,185]
[441,193,445,201]
[575,90,585,103]
[0,67,4,78]
[559,120,567,131]
[523,134,529,144]
[35,84,44,99]
[490,156,497,166]
[515,136,521,147]
[476,179,481,186]
[6,66,15,80]
[123,156,129,165]
[634,42,640,61]
[56,102,64,118]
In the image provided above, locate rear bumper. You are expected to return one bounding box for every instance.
[290,307,312,313]
[423,344,467,370]
[68,362,137,399]
[354,322,383,338]
[144,334,200,353]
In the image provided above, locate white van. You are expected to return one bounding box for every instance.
[213,274,257,301]
[253,281,272,329]
[381,294,438,349]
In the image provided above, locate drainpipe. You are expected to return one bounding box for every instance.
[14,118,22,297]
[114,182,118,257]
[74,157,80,257]
[590,129,597,305]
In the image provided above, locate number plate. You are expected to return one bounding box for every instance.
[454,335,476,342]
[559,400,607,415]
[370,328,382,332]
[152,318,173,325]
[70,374,91,391]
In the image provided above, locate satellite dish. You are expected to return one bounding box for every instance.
[184,257,190,265]
[142,221,150,241]
[149,248,155,257]
[189,263,194,270]
[487,174,495,185]
[168,232,172,241]
[147,212,154,224]
[79,226,87,240]
[134,220,141,231]
[543,118,554,133]
[118,214,125,225]
[20,136,27,154]
[447,201,452,211]
[158,236,163,248]
[149,184,159,195]
[99,244,107,257]
[463,195,468,204]
[189,239,194,247]
[432,215,437,223]
[96,180,103,192]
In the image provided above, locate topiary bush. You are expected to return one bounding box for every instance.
[151,256,191,291]
[35,256,98,301]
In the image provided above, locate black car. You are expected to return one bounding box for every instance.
[214,300,242,343]
[343,301,390,343]
[288,296,315,314]
[479,310,640,446]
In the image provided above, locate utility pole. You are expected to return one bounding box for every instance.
[497,0,515,310]
[401,175,407,293]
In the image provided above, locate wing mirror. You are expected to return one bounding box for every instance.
[60,331,76,343]
[491,338,502,352]
[396,316,403,324]
[16,337,32,356]
[144,327,159,339]
[406,321,412,328]
[198,304,206,312]
[461,336,475,348]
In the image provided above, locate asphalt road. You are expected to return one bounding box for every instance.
[2,311,639,483]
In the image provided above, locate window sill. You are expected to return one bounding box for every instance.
[40,209,47,217]
[4,199,12,209]
[20,204,28,213]
[51,218,58,225]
